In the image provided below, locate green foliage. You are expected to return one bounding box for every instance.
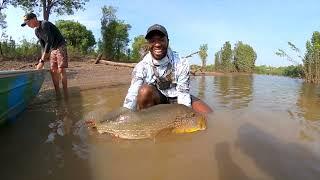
[214,41,257,73]
[0,0,9,55]
[0,12,6,30]
[55,20,95,55]
[198,44,208,68]
[16,38,41,58]
[283,65,304,78]
[214,51,221,71]
[254,65,284,76]
[131,35,148,62]
[0,37,41,60]
[254,65,303,78]
[191,64,215,72]
[233,41,257,73]
[276,31,320,83]
[304,31,320,83]
[220,41,233,72]
[205,64,215,72]
[11,0,89,20]
[99,6,131,61]
[0,0,7,30]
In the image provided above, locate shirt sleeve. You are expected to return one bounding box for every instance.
[42,22,53,53]
[39,39,45,54]
[176,58,191,107]
[123,64,145,110]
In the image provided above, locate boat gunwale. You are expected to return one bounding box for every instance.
[0,69,49,78]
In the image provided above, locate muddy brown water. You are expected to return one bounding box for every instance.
[0,74,319,180]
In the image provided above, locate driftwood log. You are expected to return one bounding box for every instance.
[95,53,103,64]
[98,60,137,68]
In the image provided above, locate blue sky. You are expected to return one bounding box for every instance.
[3,0,320,66]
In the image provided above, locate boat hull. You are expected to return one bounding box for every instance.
[0,69,48,124]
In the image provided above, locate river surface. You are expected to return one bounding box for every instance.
[1,74,320,180]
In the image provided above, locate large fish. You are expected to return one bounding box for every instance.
[89,104,207,139]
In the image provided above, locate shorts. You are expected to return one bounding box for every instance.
[50,45,68,69]
[154,86,200,104]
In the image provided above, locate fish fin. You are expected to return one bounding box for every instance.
[156,128,174,137]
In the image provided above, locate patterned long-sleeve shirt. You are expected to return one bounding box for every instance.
[123,49,191,110]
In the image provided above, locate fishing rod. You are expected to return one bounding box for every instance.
[182,51,199,58]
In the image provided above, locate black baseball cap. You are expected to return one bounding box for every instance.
[21,12,37,27]
[145,24,168,39]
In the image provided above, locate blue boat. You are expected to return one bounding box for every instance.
[0,69,48,124]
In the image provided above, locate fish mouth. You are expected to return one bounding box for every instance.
[172,115,207,134]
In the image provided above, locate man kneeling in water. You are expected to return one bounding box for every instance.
[123,24,212,113]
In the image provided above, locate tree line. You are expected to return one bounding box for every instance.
[196,41,257,73]
[195,41,305,78]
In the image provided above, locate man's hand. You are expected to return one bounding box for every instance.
[36,61,44,70]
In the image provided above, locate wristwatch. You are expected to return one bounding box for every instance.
[39,59,45,64]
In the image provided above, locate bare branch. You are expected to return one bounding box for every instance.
[275,49,300,65]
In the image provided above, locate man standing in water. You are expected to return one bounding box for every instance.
[21,12,68,99]
[123,24,212,113]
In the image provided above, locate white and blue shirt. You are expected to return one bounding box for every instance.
[123,48,191,110]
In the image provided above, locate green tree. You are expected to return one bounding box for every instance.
[276,31,320,83]
[0,0,7,29]
[198,44,208,68]
[100,6,131,61]
[0,0,9,56]
[131,35,148,62]
[214,51,221,71]
[283,65,304,78]
[304,32,320,83]
[55,20,95,54]
[15,38,41,59]
[11,0,89,20]
[233,41,257,73]
[220,41,233,72]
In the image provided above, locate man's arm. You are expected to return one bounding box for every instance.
[39,39,45,51]
[123,64,145,110]
[176,58,191,107]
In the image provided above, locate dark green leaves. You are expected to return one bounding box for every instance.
[55,20,95,54]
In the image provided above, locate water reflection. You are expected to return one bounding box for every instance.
[215,142,249,180]
[296,82,320,142]
[237,123,320,180]
[213,75,253,110]
[197,76,206,98]
[297,82,320,121]
[0,87,92,180]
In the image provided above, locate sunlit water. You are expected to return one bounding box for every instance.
[1,74,320,180]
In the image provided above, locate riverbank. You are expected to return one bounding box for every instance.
[0,59,133,92]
